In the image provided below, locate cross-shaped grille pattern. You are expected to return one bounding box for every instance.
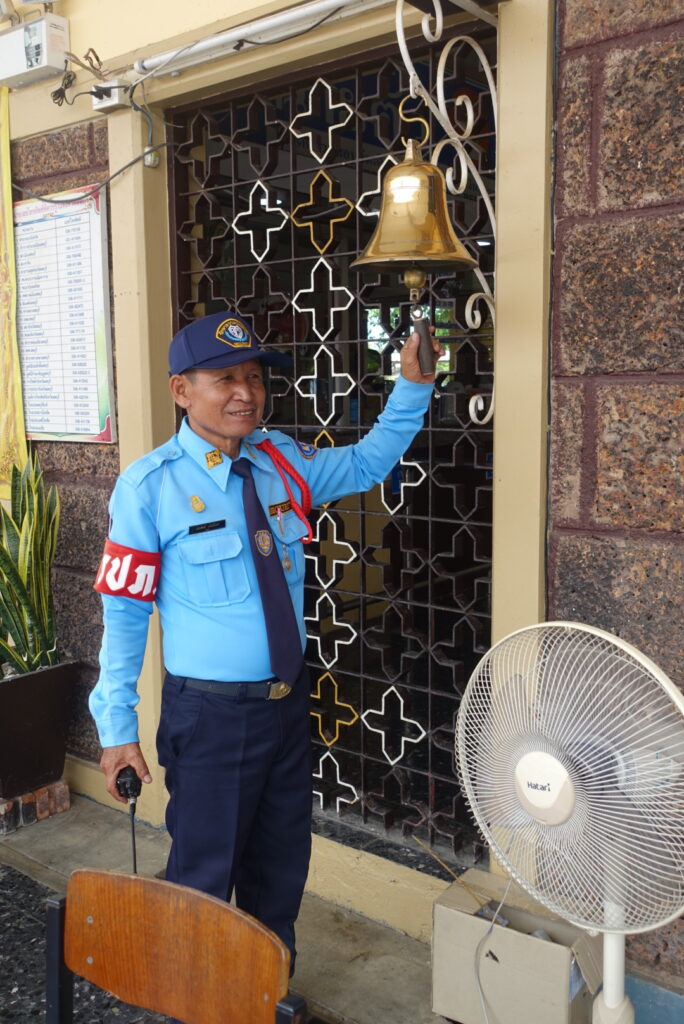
[168,32,496,868]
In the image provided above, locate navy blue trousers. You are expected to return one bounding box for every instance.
[156,666,312,966]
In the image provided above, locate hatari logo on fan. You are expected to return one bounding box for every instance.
[216,317,252,348]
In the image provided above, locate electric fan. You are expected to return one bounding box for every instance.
[456,621,684,1024]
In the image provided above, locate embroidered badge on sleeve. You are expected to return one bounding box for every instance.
[94,539,161,601]
[294,440,317,459]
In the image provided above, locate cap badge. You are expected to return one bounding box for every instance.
[190,495,205,512]
[216,317,252,349]
[205,448,223,469]
[255,530,273,556]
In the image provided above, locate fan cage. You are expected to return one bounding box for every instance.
[456,621,684,934]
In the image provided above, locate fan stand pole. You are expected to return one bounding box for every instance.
[592,933,634,1024]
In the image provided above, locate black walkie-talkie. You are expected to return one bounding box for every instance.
[116,766,142,873]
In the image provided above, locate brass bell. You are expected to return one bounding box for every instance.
[352,137,477,375]
[352,139,476,274]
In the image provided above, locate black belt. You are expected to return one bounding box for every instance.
[183,677,292,700]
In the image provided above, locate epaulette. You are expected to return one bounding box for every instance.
[256,429,291,451]
[121,438,183,488]
[261,430,317,461]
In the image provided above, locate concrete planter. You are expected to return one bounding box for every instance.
[0,661,76,800]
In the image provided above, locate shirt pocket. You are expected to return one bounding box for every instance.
[273,514,306,585]
[177,530,251,606]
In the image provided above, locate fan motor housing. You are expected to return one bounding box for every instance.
[514,751,576,825]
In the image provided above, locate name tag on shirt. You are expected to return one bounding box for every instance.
[269,499,292,518]
[188,520,226,535]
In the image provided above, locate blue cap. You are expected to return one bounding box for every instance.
[169,312,291,374]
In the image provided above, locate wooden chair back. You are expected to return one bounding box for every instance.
[46,869,297,1024]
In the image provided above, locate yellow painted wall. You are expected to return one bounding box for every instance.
[51,1,312,70]
[6,0,553,942]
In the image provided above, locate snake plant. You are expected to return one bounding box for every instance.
[0,453,60,675]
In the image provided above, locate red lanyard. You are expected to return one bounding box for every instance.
[255,439,314,544]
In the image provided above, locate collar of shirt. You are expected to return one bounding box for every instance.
[177,419,267,489]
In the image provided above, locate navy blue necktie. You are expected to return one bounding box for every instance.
[231,458,304,687]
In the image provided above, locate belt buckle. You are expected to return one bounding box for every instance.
[268,681,291,700]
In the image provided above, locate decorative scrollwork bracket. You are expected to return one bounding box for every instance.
[395,0,498,424]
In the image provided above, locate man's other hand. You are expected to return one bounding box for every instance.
[400,325,445,383]
[99,742,152,803]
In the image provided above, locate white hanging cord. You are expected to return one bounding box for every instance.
[474,876,513,1024]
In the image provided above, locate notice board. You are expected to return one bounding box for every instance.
[13,184,116,442]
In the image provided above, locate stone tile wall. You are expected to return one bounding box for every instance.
[11,122,115,763]
[552,1,684,989]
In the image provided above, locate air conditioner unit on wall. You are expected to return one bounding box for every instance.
[0,14,69,89]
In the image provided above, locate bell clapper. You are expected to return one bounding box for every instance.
[405,271,436,376]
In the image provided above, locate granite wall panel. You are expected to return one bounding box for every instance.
[548,534,683,687]
[562,0,684,49]
[556,55,593,217]
[10,123,94,182]
[599,38,684,210]
[93,121,109,167]
[595,383,684,531]
[549,381,586,524]
[626,918,684,995]
[12,123,114,765]
[556,213,684,375]
[66,664,103,763]
[32,438,119,478]
[53,568,104,668]
[552,10,684,995]
[18,170,100,199]
[54,482,112,574]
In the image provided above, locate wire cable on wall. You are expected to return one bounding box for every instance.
[128,3,343,92]
[11,141,174,204]
[49,65,77,106]
[18,6,349,229]
[235,5,342,48]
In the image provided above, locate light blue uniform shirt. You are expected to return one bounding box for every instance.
[90,375,432,747]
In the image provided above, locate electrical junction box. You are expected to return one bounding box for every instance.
[432,868,603,1024]
[0,14,69,89]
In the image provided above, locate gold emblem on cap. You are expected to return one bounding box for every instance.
[215,317,251,349]
[205,448,223,469]
[190,495,205,512]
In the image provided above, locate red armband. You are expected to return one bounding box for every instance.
[94,539,161,601]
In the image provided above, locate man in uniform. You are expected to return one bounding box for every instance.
[90,310,442,967]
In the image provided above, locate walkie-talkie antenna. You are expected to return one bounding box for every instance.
[115,766,142,874]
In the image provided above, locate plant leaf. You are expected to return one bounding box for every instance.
[0,635,29,674]
[0,546,49,656]
[0,587,30,657]
[1,452,59,667]
[10,464,22,524]
[0,507,20,564]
